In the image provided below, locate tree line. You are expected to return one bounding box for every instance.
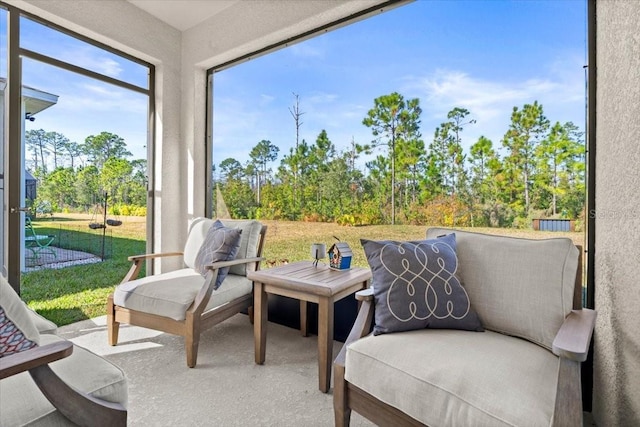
[25,92,585,228]
[214,92,585,228]
[25,130,147,215]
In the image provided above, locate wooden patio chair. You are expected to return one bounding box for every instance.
[107,218,266,367]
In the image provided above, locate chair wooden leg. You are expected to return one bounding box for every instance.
[185,339,198,368]
[185,313,200,368]
[107,294,119,346]
[334,363,351,427]
[552,358,583,427]
[248,306,254,324]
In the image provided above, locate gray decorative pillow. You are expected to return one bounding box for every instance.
[361,233,483,335]
[194,220,242,290]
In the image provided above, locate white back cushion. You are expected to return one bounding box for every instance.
[426,228,578,350]
[183,218,215,269]
[183,218,263,276]
[218,219,263,276]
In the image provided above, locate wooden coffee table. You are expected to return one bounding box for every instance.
[248,261,371,393]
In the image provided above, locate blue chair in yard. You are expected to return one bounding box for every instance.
[24,218,56,260]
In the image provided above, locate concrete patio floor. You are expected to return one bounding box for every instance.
[58,314,373,426]
[58,314,597,426]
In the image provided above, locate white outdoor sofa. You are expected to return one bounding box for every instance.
[1,276,127,426]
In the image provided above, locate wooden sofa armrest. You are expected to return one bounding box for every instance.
[122,251,184,283]
[0,340,73,380]
[0,341,127,426]
[334,289,375,368]
[552,308,597,362]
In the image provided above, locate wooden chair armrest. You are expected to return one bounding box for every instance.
[127,252,183,262]
[204,256,265,270]
[334,295,375,367]
[122,252,184,283]
[552,308,597,362]
[191,257,266,314]
[355,288,374,302]
[0,340,73,380]
[0,341,127,426]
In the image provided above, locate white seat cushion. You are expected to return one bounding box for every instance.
[345,329,560,427]
[113,268,252,321]
[0,334,127,426]
[26,304,58,334]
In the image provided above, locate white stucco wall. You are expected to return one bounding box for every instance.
[593,1,640,425]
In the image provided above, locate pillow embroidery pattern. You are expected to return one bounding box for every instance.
[0,307,38,357]
[385,241,469,321]
[194,220,242,290]
[362,234,483,335]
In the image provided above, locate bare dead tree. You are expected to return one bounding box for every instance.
[289,93,305,214]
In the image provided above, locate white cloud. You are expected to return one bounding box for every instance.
[289,42,325,59]
[96,58,124,77]
[401,61,585,151]
[306,92,339,105]
[55,82,147,115]
[259,94,275,106]
[57,46,124,78]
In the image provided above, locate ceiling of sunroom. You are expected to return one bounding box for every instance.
[126,0,241,31]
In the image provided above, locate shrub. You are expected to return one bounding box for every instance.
[336,214,356,226]
[132,206,147,216]
[511,216,531,229]
[406,196,472,227]
[302,212,325,222]
[108,204,146,217]
[476,202,515,228]
[358,200,385,225]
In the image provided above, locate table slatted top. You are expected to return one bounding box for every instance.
[248,261,371,297]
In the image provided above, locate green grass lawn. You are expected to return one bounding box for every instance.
[22,215,146,326]
[22,215,584,327]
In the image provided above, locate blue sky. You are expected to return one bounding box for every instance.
[3,1,586,172]
[0,12,149,166]
[213,0,587,173]
[22,56,149,162]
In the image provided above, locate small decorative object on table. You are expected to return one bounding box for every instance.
[310,243,326,267]
[328,237,352,270]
